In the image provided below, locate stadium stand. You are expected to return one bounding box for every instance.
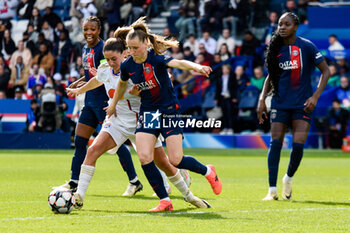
[1,0,350,149]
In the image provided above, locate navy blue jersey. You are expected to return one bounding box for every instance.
[120,49,179,112]
[82,40,108,107]
[271,37,324,109]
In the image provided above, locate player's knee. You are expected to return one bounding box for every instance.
[85,147,99,166]
[137,151,153,165]
[168,155,182,167]
[74,136,89,148]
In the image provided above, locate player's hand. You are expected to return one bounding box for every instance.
[67,81,77,89]
[104,105,117,118]
[68,80,85,89]
[76,81,86,88]
[128,84,141,96]
[66,87,80,97]
[304,96,317,113]
[195,65,212,77]
[89,67,98,77]
[257,99,268,124]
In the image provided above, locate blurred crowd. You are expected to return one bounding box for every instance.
[0,0,349,147]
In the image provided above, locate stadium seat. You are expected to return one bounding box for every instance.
[238,85,259,109]
[53,0,70,9]
[53,8,70,21]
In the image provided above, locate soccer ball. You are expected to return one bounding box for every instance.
[48,188,75,214]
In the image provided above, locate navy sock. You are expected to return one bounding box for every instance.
[287,143,304,177]
[176,155,208,176]
[141,161,168,199]
[116,144,137,181]
[268,139,283,187]
[71,136,89,180]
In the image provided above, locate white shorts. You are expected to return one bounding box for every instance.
[100,115,162,154]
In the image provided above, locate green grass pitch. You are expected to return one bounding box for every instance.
[0,148,349,232]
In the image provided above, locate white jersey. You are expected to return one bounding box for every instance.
[96,62,140,131]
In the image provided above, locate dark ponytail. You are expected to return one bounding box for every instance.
[265,12,300,94]
[265,32,284,94]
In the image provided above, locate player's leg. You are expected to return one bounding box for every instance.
[136,132,173,211]
[52,106,98,191]
[130,136,170,196]
[263,122,287,200]
[263,108,289,201]
[119,145,144,196]
[165,134,222,195]
[75,131,117,208]
[153,146,210,208]
[54,124,95,191]
[282,119,310,200]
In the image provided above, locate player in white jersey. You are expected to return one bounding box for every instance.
[67,38,210,211]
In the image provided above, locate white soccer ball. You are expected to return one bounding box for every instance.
[48,188,75,214]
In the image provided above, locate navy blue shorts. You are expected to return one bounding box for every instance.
[78,106,106,128]
[270,108,312,126]
[136,110,183,139]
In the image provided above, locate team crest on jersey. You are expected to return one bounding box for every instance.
[144,66,151,73]
[104,122,111,128]
[292,50,298,56]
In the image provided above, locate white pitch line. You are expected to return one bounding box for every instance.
[0,207,349,222]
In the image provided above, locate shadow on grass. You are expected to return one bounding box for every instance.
[81,208,229,220]
[293,199,350,206]
[89,194,186,201]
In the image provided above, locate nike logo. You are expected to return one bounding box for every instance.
[277,53,283,57]
[166,130,173,135]
[129,72,136,76]
[303,115,310,120]
[284,192,292,199]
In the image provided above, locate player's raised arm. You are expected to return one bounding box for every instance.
[167,59,212,77]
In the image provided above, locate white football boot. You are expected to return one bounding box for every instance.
[185,195,211,208]
[282,175,292,200]
[52,181,77,192]
[122,182,143,196]
[262,190,278,201]
[73,193,83,209]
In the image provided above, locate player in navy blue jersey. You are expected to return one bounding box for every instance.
[257,13,330,201]
[53,16,143,197]
[109,17,222,211]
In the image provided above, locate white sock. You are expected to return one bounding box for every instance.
[76,165,95,200]
[204,166,212,177]
[283,174,293,182]
[269,187,277,193]
[160,197,171,201]
[158,168,170,192]
[168,170,191,198]
[129,176,138,183]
